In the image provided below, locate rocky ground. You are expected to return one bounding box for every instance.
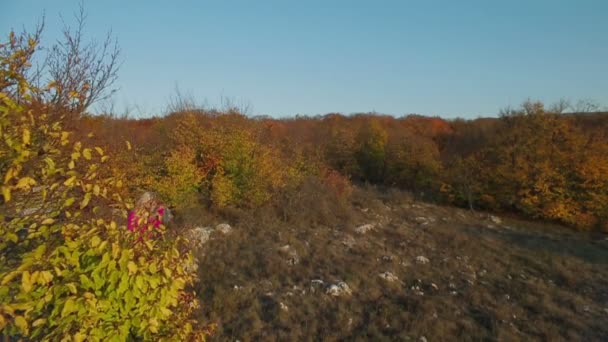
[185,187,608,341]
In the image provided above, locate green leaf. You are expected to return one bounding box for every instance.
[61,298,76,318]
[66,283,77,294]
[117,273,129,295]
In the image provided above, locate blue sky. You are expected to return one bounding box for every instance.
[2,0,607,118]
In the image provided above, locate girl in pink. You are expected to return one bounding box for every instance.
[127,192,169,240]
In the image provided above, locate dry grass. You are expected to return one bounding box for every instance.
[188,186,608,341]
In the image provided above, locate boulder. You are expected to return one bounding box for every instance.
[379,271,399,282]
[415,256,430,265]
[326,281,352,297]
[188,226,214,247]
[215,223,233,234]
[489,215,502,224]
[355,224,375,234]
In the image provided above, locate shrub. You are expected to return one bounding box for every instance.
[0,30,210,341]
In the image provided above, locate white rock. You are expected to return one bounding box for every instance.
[215,223,233,234]
[342,234,356,248]
[415,256,430,264]
[355,224,375,234]
[279,302,289,312]
[326,281,352,297]
[379,271,399,282]
[414,217,428,225]
[20,206,41,217]
[189,226,214,246]
[431,283,439,290]
[489,215,502,224]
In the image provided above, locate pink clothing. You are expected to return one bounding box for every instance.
[127,206,165,240]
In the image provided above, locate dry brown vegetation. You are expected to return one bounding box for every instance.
[194,186,608,341]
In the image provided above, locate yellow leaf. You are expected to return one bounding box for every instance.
[71,152,81,160]
[160,307,172,317]
[22,128,31,145]
[41,218,55,225]
[82,148,92,160]
[4,167,15,184]
[40,271,53,284]
[101,155,109,163]
[32,318,46,327]
[64,197,76,207]
[66,283,77,294]
[90,236,101,248]
[64,176,77,186]
[61,298,76,318]
[68,160,75,170]
[14,315,28,335]
[61,131,70,146]
[16,177,36,190]
[22,271,32,293]
[74,332,86,342]
[1,186,10,202]
[0,315,5,330]
[93,184,100,196]
[126,140,132,150]
[95,147,104,156]
[127,261,138,275]
[80,193,92,209]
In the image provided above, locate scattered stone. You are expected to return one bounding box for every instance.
[420,337,428,342]
[603,308,608,315]
[430,283,439,290]
[381,255,393,262]
[410,285,424,296]
[489,215,502,224]
[414,217,429,225]
[379,271,399,282]
[326,282,352,297]
[188,226,214,247]
[415,256,430,264]
[215,223,233,234]
[20,206,41,216]
[355,224,375,234]
[279,302,289,312]
[342,234,356,248]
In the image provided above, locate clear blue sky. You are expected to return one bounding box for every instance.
[2,0,607,118]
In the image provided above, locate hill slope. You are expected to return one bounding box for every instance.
[191,187,608,341]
